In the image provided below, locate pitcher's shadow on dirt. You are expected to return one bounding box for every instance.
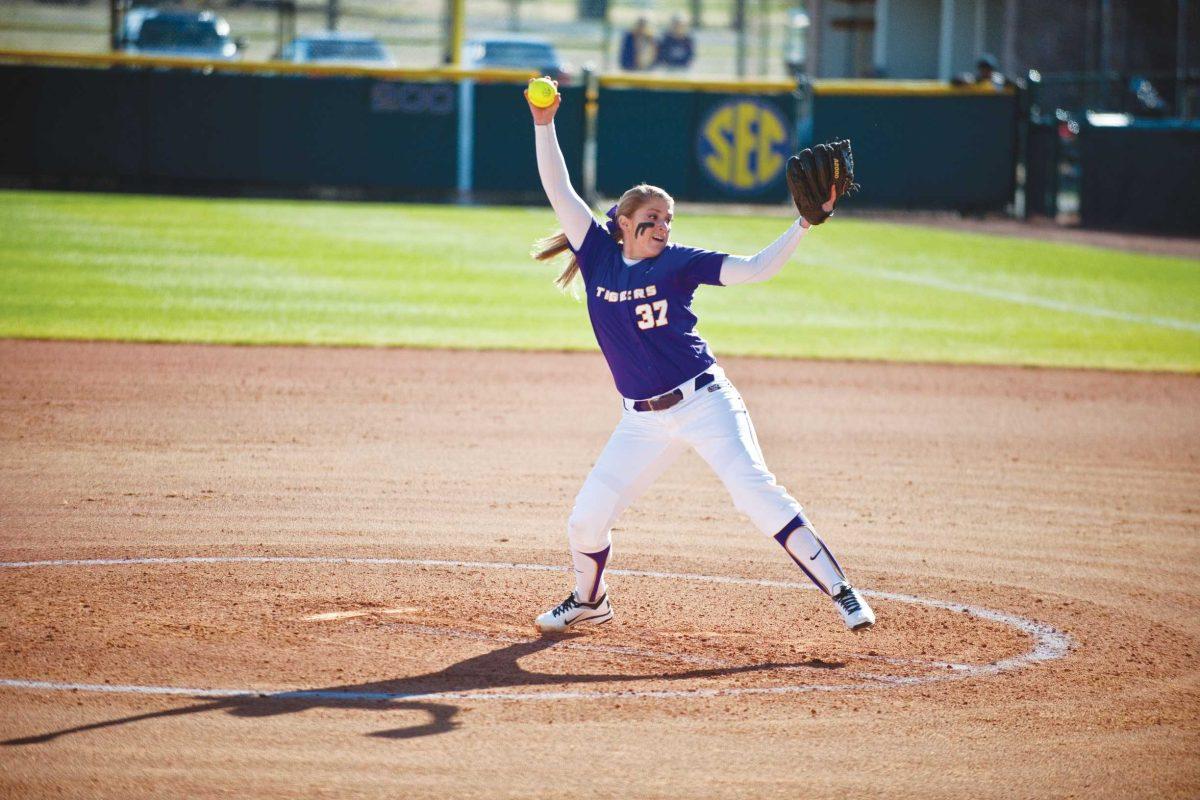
[4,635,842,745]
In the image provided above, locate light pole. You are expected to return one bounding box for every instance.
[1179,0,1190,116]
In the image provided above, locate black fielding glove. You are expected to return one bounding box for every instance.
[786,139,856,224]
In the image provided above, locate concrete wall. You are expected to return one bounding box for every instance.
[942,0,979,79]
[818,0,1008,80]
[876,0,941,78]
[818,0,877,78]
[983,0,1006,65]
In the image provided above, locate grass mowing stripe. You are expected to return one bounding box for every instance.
[834,262,1200,333]
[1,190,1197,372]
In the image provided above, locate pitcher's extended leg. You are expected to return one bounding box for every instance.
[686,384,875,630]
[536,411,684,632]
[567,413,683,601]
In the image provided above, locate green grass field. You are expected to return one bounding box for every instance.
[1,190,1197,371]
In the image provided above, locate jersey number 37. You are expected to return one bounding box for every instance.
[635,300,669,330]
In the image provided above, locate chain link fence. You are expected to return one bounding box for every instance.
[0,0,813,79]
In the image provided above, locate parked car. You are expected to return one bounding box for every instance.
[121,8,240,60]
[462,34,571,84]
[278,32,394,67]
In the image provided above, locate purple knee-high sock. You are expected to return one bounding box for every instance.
[571,545,611,603]
[773,515,846,595]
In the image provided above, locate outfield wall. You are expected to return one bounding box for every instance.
[0,52,1016,211]
[594,78,798,204]
[595,76,1019,211]
[0,60,586,200]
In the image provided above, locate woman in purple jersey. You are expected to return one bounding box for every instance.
[525,79,875,635]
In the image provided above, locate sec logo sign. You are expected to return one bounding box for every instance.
[697,100,789,192]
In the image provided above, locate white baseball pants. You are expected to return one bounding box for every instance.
[567,367,847,602]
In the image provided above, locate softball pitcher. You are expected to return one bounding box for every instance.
[525,80,875,634]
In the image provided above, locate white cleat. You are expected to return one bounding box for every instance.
[535,592,613,633]
[831,582,875,631]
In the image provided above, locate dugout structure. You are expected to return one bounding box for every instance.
[1077,119,1200,236]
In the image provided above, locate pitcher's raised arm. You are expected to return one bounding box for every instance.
[527,80,593,250]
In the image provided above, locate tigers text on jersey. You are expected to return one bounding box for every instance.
[570,219,727,400]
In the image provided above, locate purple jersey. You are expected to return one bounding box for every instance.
[570,219,727,399]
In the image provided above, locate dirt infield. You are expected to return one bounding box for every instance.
[0,340,1197,799]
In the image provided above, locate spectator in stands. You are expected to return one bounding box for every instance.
[953,54,1009,90]
[619,17,657,71]
[975,54,1008,87]
[657,15,695,71]
[1128,75,1168,117]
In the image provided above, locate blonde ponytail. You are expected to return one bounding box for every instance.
[531,231,580,291]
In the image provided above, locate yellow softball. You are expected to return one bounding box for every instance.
[527,77,557,109]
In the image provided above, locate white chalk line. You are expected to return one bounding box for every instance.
[835,263,1200,333]
[0,556,1071,702]
[303,607,419,622]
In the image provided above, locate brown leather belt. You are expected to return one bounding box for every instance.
[632,372,716,412]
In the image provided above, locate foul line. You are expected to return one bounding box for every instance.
[835,263,1200,333]
[0,556,1072,702]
